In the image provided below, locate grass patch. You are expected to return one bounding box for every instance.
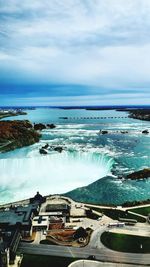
[21,254,79,267]
[101,232,150,253]
[92,207,146,223]
[130,206,150,216]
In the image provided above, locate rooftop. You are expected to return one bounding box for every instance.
[32,216,49,227]
[0,204,38,227]
[46,204,70,212]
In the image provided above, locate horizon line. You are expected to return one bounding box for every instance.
[0,104,150,108]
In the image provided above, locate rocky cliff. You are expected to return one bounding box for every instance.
[0,120,41,152]
[126,168,150,180]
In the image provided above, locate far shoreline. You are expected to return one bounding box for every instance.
[0,105,150,110]
[0,111,27,120]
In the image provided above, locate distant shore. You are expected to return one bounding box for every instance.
[128,109,150,121]
[86,108,150,121]
[57,106,150,121]
[0,110,27,119]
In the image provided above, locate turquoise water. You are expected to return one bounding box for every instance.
[0,108,150,204]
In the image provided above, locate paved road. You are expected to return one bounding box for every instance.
[69,260,141,267]
[110,224,150,237]
[88,226,106,249]
[128,210,147,219]
[18,243,150,266]
[125,204,150,211]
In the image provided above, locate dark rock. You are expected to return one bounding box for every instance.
[142,129,149,134]
[39,148,48,155]
[42,143,49,149]
[118,176,123,179]
[47,123,56,129]
[126,168,150,180]
[100,130,108,135]
[34,123,46,131]
[54,146,63,153]
[121,131,128,134]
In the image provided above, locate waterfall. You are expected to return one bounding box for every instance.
[0,151,113,202]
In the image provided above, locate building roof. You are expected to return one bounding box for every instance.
[49,216,63,223]
[0,238,8,252]
[32,216,49,227]
[39,211,63,216]
[0,204,38,227]
[46,204,70,212]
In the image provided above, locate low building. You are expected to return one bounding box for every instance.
[0,204,39,237]
[0,239,9,267]
[32,216,49,231]
[119,218,137,225]
[9,230,21,265]
[49,216,64,230]
[0,229,21,267]
[46,204,70,222]
[40,211,63,216]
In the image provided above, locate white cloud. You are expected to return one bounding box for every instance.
[1,43,150,88]
[3,92,149,106]
[0,0,150,104]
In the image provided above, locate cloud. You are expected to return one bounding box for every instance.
[0,0,150,104]
[1,92,150,106]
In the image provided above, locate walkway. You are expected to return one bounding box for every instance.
[68,260,139,267]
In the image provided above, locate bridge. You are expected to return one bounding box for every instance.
[59,116,128,120]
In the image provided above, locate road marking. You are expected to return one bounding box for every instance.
[67,247,75,258]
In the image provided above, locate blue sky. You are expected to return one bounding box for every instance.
[0,0,150,106]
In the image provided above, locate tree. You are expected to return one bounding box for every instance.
[73,227,87,240]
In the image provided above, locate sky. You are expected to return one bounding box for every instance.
[0,0,150,106]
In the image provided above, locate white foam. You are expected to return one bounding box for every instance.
[0,151,113,201]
